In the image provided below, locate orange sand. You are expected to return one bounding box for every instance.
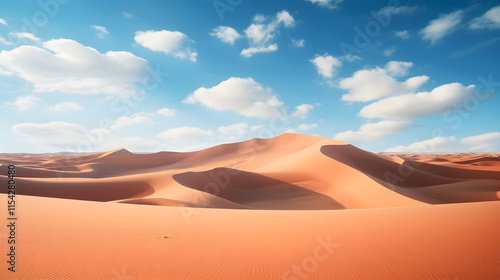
[0,133,499,279]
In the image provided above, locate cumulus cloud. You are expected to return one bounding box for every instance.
[12,122,106,148]
[385,61,413,77]
[210,26,241,45]
[334,120,410,142]
[218,123,248,135]
[460,132,500,151]
[135,30,197,62]
[5,95,42,111]
[306,0,343,9]
[420,10,463,44]
[110,115,154,130]
[184,77,285,119]
[240,10,295,57]
[48,102,82,113]
[470,6,500,30]
[0,39,150,95]
[310,54,342,79]
[298,124,318,131]
[394,30,410,40]
[10,32,40,42]
[292,104,314,119]
[339,61,429,102]
[157,108,175,117]
[11,121,162,152]
[385,136,457,153]
[240,44,278,57]
[359,83,475,120]
[91,25,109,39]
[157,126,213,140]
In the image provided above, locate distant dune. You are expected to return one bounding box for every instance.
[1,133,499,279]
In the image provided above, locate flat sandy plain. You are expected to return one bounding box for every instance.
[1,133,499,279]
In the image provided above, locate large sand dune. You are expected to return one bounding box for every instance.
[0,133,499,279]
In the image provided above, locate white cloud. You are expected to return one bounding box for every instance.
[110,115,154,130]
[394,30,410,40]
[310,54,342,79]
[210,26,242,45]
[470,6,500,30]
[48,102,82,113]
[384,47,396,57]
[122,12,133,18]
[420,10,463,44]
[184,77,285,119]
[385,61,413,77]
[5,95,42,111]
[240,10,295,57]
[157,126,213,140]
[385,136,457,153]
[292,104,314,119]
[251,125,264,131]
[157,108,175,117]
[134,30,197,62]
[292,39,305,47]
[334,120,410,143]
[359,83,475,120]
[12,121,112,149]
[460,132,500,151]
[339,61,429,102]
[218,123,248,135]
[306,0,343,9]
[0,36,12,45]
[276,10,295,27]
[91,25,109,39]
[0,18,7,26]
[11,121,162,152]
[240,44,278,57]
[0,39,150,95]
[10,32,40,42]
[298,123,318,131]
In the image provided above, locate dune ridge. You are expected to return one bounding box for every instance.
[0,133,499,279]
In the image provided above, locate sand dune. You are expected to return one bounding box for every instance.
[0,133,499,279]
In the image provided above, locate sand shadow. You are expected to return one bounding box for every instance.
[173,167,344,210]
[320,145,457,188]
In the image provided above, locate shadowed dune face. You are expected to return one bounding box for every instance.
[173,167,344,209]
[320,144,458,188]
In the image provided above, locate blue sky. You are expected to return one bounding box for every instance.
[0,0,499,153]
